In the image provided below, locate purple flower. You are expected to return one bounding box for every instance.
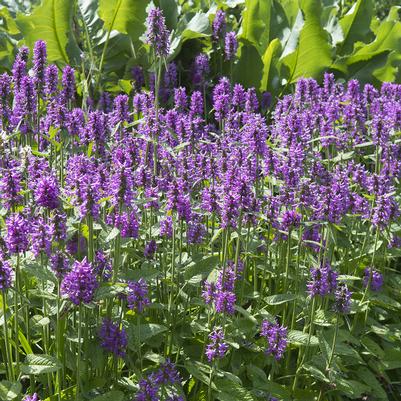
[260,320,288,360]
[94,250,112,281]
[136,377,159,401]
[30,216,53,257]
[146,7,170,57]
[174,87,187,110]
[160,216,173,238]
[213,77,231,121]
[363,268,383,291]
[212,10,226,41]
[0,161,23,209]
[154,359,181,385]
[307,262,338,297]
[5,213,29,254]
[205,327,228,362]
[127,278,150,313]
[61,258,98,305]
[107,211,140,239]
[224,32,238,61]
[34,174,60,209]
[132,66,145,91]
[192,54,209,88]
[61,65,75,104]
[44,64,59,96]
[0,257,13,290]
[281,210,301,232]
[50,251,70,280]
[334,282,352,314]
[33,40,47,87]
[202,263,238,314]
[23,394,41,401]
[99,318,128,358]
[144,240,157,259]
[261,91,272,110]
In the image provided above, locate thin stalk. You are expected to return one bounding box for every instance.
[2,290,14,381]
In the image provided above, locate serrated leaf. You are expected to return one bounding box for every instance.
[129,323,168,343]
[21,354,62,375]
[215,378,256,401]
[288,330,319,346]
[265,293,297,305]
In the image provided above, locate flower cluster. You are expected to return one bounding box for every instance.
[205,327,228,362]
[99,319,128,358]
[260,320,288,360]
[61,258,98,305]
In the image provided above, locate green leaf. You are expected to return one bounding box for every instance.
[170,12,210,57]
[16,0,79,63]
[215,378,256,401]
[0,381,22,401]
[240,0,272,55]
[288,330,319,346]
[184,360,214,387]
[234,42,264,89]
[260,38,281,91]
[98,0,149,43]
[95,284,125,301]
[282,0,332,82]
[184,254,219,284]
[92,391,124,401]
[129,323,168,343]
[335,378,370,399]
[265,293,297,305]
[21,354,62,375]
[105,227,120,242]
[339,0,374,55]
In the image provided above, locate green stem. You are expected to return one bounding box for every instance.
[2,290,14,381]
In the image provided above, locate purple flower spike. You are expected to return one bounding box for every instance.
[261,320,288,360]
[146,7,170,57]
[99,318,128,358]
[363,268,383,291]
[0,257,13,291]
[127,278,150,313]
[212,9,226,41]
[33,40,47,87]
[61,258,98,305]
[334,282,352,314]
[307,262,338,298]
[5,213,29,254]
[205,327,228,362]
[224,32,238,61]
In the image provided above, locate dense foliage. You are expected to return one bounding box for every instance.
[1,0,401,98]
[1,2,401,401]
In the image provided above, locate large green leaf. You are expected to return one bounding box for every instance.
[282,0,332,82]
[345,7,401,84]
[339,0,374,55]
[16,0,79,63]
[170,11,210,58]
[260,38,281,92]
[0,381,21,401]
[240,0,271,55]
[21,354,62,375]
[98,0,149,42]
[234,41,264,89]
